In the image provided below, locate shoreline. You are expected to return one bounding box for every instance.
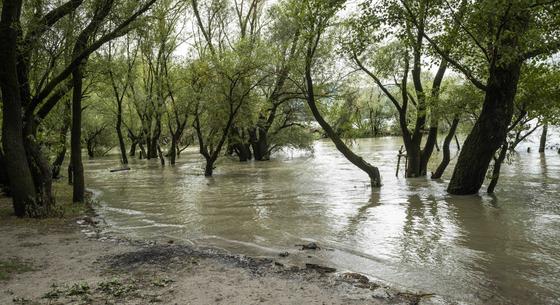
[0,193,445,305]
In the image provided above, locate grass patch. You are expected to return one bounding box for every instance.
[0,258,34,280]
[0,182,95,227]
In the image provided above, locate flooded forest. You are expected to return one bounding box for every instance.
[1,0,560,305]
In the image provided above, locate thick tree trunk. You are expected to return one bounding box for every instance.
[204,158,214,177]
[432,117,459,179]
[25,137,55,215]
[447,62,522,195]
[0,150,10,192]
[539,124,548,153]
[249,127,270,161]
[0,0,38,216]
[71,66,85,203]
[405,140,422,178]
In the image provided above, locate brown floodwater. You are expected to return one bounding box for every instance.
[84,137,560,305]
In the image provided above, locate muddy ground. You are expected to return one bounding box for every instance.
[0,193,445,305]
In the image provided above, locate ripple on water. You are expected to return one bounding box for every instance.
[87,138,560,305]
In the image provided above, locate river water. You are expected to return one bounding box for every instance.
[84,137,560,305]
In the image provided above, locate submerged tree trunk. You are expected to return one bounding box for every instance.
[204,158,214,177]
[169,136,177,165]
[0,0,38,216]
[249,126,270,161]
[447,62,522,195]
[432,117,459,179]
[487,142,508,194]
[539,124,548,153]
[157,144,165,166]
[116,103,128,165]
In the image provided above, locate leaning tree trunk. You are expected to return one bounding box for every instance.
[70,65,85,203]
[0,0,38,216]
[432,117,459,179]
[447,62,522,195]
[487,142,509,194]
[305,59,381,187]
[539,124,548,153]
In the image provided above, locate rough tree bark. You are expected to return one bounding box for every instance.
[0,0,38,216]
[70,0,115,203]
[447,61,523,195]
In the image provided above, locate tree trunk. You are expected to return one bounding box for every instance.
[71,66,85,203]
[116,101,128,164]
[0,0,38,216]
[169,135,177,165]
[447,62,522,195]
[204,157,214,177]
[250,127,270,161]
[539,124,548,153]
[0,150,10,193]
[432,117,459,179]
[305,56,381,187]
[52,103,71,179]
[487,142,509,194]
[129,140,137,157]
[157,144,165,166]
[86,139,95,158]
[455,135,461,151]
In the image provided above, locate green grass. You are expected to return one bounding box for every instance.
[0,182,94,225]
[0,258,34,280]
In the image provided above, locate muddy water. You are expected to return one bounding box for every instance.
[85,137,560,305]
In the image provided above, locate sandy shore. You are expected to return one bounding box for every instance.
[0,194,441,305]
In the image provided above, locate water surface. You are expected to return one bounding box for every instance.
[85,137,560,305]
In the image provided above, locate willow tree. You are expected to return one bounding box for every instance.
[402,0,560,194]
[295,0,382,187]
[1,0,156,216]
